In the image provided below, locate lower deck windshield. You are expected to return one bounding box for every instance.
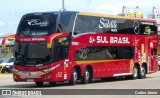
[14,40,69,66]
[14,42,52,66]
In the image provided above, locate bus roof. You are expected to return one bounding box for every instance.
[25,11,79,16]
[79,12,156,22]
[25,11,156,22]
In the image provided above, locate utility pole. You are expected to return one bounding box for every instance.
[62,0,65,11]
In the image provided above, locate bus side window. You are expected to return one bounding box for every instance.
[151,48,157,56]
[52,37,70,62]
[57,24,62,33]
[116,46,134,59]
[74,15,91,35]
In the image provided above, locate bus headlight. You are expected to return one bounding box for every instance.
[43,68,51,73]
[42,64,60,73]
[12,68,19,73]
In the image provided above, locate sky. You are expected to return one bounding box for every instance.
[0,0,160,35]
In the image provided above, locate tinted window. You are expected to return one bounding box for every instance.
[74,15,91,34]
[51,38,69,61]
[17,13,58,37]
[1,58,14,63]
[7,58,14,63]
[14,42,52,66]
[58,13,76,33]
[94,17,157,35]
[0,60,3,63]
[74,46,134,61]
[74,15,157,36]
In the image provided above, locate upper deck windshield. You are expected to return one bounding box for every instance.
[14,12,76,66]
[16,13,58,37]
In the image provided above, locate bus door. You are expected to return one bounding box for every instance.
[146,38,157,72]
[51,36,70,80]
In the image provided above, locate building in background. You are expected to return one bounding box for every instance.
[148,7,160,45]
[120,6,144,18]
[150,7,160,33]
[151,7,160,20]
[119,6,160,46]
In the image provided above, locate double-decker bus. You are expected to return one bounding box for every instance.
[13,11,158,86]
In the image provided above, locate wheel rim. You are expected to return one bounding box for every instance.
[133,67,138,78]
[85,70,90,82]
[73,71,77,82]
[141,67,145,76]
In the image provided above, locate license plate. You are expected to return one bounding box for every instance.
[20,75,41,79]
[27,79,34,82]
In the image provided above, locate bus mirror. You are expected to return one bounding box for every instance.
[58,37,65,42]
[58,37,68,45]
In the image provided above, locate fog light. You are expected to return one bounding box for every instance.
[45,75,51,80]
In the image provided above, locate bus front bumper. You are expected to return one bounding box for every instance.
[12,64,64,82]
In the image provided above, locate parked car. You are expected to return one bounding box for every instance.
[158,55,160,70]
[0,57,14,73]
[0,59,3,64]
[0,59,4,72]
[158,56,160,71]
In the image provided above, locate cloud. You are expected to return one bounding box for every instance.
[95,5,120,15]
[93,0,159,15]
[0,20,5,26]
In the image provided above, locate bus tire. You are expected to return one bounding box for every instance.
[35,82,43,86]
[131,65,138,79]
[139,66,146,79]
[69,68,78,85]
[81,68,91,84]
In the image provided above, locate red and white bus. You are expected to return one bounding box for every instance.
[13,11,158,86]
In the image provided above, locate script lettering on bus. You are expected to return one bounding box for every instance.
[20,38,31,42]
[96,36,130,44]
[32,38,46,41]
[27,19,48,27]
[141,22,154,25]
[99,18,117,32]
[19,37,46,42]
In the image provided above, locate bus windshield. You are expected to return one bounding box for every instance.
[14,42,52,66]
[17,13,58,37]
